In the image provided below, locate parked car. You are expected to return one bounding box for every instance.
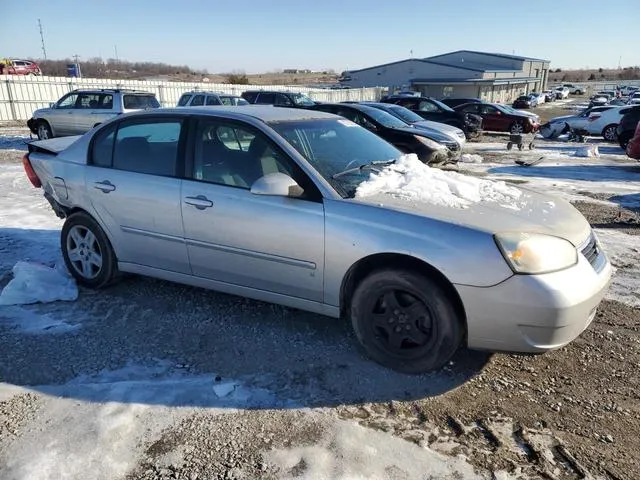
[615,105,640,149]
[27,89,161,140]
[542,90,556,102]
[529,92,545,105]
[546,106,626,141]
[626,121,640,160]
[438,98,482,108]
[308,103,455,164]
[381,95,483,139]
[359,102,466,148]
[562,84,585,95]
[177,91,223,107]
[22,106,612,373]
[596,90,616,101]
[627,92,640,104]
[0,58,42,75]
[513,95,537,109]
[241,90,316,107]
[499,104,540,123]
[589,95,610,107]
[553,87,570,99]
[454,103,539,134]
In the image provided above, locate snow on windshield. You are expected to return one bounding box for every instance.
[355,154,522,209]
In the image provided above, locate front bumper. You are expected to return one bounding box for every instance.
[456,245,612,353]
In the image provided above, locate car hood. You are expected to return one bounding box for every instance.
[549,114,576,123]
[350,186,591,247]
[32,108,53,117]
[405,125,455,144]
[413,120,464,136]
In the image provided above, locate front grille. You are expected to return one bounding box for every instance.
[445,142,460,151]
[580,233,600,268]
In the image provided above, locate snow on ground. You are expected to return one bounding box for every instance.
[594,228,640,308]
[356,153,522,209]
[0,261,77,306]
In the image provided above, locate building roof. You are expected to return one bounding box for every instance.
[426,50,550,64]
[345,58,491,74]
[410,77,540,85]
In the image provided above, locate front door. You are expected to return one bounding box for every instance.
[478,105,510,132]
[84,117,190,274]
[49,92,79,136]
[181,117,325,301]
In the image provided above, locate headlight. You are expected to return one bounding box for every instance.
[414,135,445,149]
[494,232,578,274]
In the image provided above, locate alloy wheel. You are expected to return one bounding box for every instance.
[604,127,617,142]
[511,123,524,134]
[66,225,103,279]
[37,124,50,140]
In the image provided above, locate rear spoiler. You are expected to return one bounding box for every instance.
[27,136,81,156]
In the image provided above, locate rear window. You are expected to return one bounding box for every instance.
[123,95,160,110]
[205,95,222,106]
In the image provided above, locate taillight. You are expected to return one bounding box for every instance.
[22,154,42,188]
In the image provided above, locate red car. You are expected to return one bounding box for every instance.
[626,122,640,160]
[454,102,539,134]
[0,59,42,75]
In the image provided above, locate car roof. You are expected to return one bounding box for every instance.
[316,103,387,115]
[129,105,336,122]
[243,90,303,95]
[181,91,224,95]
[70,88,153,94]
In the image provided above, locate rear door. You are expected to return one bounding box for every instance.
[84,117,190,273]
[255,93,276,105]
[180,117,325,301]
[74,92,103,133]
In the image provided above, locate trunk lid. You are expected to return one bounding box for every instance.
[28,136,82,155]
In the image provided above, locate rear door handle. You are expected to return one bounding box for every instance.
[184,195,213,210]
[93,180,116,193]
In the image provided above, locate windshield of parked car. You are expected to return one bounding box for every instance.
[269,118,400,197]
[385,105,424,123]
[292,94,315,106]
[362,107,410,129]
[123,95,160,109]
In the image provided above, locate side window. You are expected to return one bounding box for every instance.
[418,100,438,112]
[462,104,480,114]
[479,105,497,115]
[396,99,416,109]
[256,93,276,104]
[336,109,364,125]
[112,120,182,176]
[100,94,113,109]
[191,95,205,106]
[56,93,79,109]
[274,94,293,106]
[77,93,102,109]
[220,97,232,105]
[192,119,315,196]
[205,95,222,106]
[178,94,192,107]
[90,123,117,167]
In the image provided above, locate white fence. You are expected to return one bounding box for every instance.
[0,75,383,121]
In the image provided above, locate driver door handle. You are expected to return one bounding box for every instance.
[184,195,213,210]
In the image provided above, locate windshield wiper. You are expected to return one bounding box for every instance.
[331,159,395,179]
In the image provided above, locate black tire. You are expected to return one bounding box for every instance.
[619,134,631,150]
[507,142,513,150]
[510,122,524,134]
[61,212,119,289]
[518,144,524,151]
[602,124,618,142]
[349,269,463,373]
[36,120,53,140]
[529,143,535,150]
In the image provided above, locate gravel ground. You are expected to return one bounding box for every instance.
[1,128,639,479]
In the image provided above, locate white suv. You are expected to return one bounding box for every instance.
[549,106,625,141]
[27,89,160,139]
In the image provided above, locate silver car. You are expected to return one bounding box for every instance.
[27,89,160,140]
[22,106,612,373]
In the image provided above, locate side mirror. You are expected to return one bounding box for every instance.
[49,102,55,108]
[250,172,304,198]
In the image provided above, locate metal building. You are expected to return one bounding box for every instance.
[340,50,551,102]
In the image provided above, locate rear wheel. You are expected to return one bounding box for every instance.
[36,120,52,140]
[619,133,632,150]
[349,269,463,373]
[602,124,618,142]
[61,212,119,289]
[510,122,524,134]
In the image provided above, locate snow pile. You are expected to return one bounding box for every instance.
[595,229,640,308]
[0,306,80,334]
[355,154,522,209]
[459,153,483,163]
[574,145,600,158]
[0,261,77,306]
[0,135,29,151]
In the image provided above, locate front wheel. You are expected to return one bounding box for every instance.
[602,125,618,142]
[36,120,52,140]
[349,269,463,373]
[619,134,631,150]
[61,212,119,289]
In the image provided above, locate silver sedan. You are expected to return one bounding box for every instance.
[23,106,612,373]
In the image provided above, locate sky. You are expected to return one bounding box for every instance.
[1,0,639,74]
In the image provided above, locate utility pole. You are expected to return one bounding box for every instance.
[618,56,622,69]
[114,45,119,64]
[38,19,47,59]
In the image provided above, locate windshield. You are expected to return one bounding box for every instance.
[431,99,455,112]
[362,107,409,129]
[386,105,424,123]
[292,93,315,106]
[123,94,160,109]
[269,118,400,197]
